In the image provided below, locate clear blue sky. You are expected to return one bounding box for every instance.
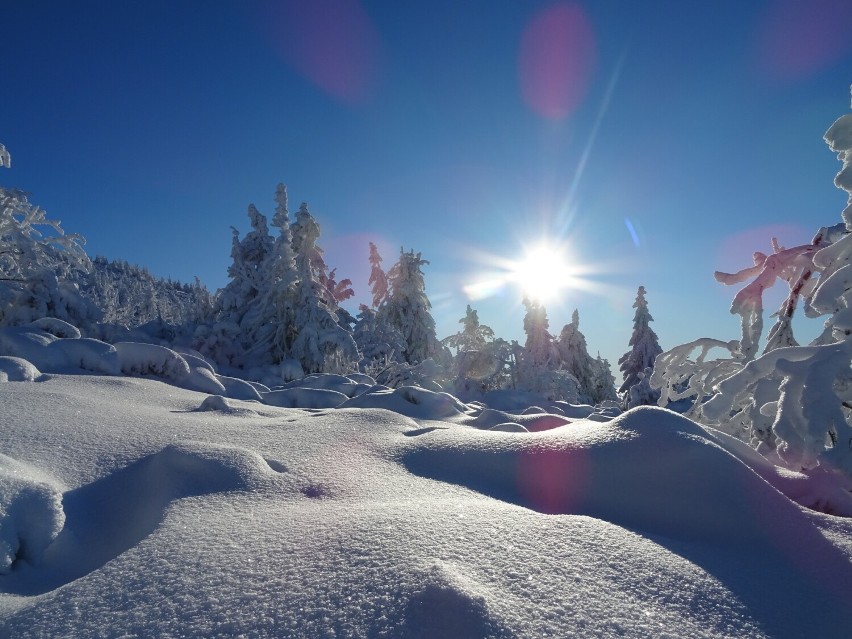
[2,0,851,371]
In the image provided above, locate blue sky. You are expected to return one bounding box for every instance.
[2,0,851,370]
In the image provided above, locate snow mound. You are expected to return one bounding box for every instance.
[4,442,280,595]
[114,341,191,380]
[340,385,468,419]
[44,338,120,375]
[195,395,259,417]
[403,406,823,545]
[0,455,66,574]
[462,408,570,432]
[481,390,597,418]
[280,373,372,398]
[394,561,512,638]
[0,356,41,382]
[488,422,528,433]
[114,342,226,395]
[215,374,263,401]
[0,326,58,364]
[28,318,81,339]
[197,395,231,412]
[262,387,349,409]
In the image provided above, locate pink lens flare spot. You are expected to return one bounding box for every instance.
[518,2,597,120]
[268,0,382,105]
[755,0,852,83]
[517,445,588,515]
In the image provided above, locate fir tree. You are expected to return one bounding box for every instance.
[618,286,663,395]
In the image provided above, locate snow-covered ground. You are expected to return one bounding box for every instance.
[2,335,852,637]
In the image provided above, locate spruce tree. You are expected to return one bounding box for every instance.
[289,203,358,373]
[249,184,299,364]
[382,248,440,364]
[443,304,494,354]
[618,286,663,394]
[522,297,558,370]
[368,242,389,308]
[557,309,596,401]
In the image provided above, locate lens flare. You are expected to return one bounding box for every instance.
[518,2,597,120]
[755,0,852,83]
[510,241,577,302]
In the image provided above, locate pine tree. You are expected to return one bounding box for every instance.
[382,248,440,364]
[618,286,663,395]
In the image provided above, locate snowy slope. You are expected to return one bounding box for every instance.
[2,372,852,638]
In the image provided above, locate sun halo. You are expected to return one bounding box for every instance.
[510,242,576,303]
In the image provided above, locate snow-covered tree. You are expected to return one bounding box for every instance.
[320,267,355,306]
[289,203,358,373]
[652,88,852,483]
[246,184,299,365]
[353,304,407,369]
[556,309,596,402]
[589,354,618,404]
[0,144,97,329]
[516,298,580,400]
[522,297,557,370]
[443,305,494,355]
[382,248,440,364]
[213,204,273,334]
[368,242,388,308]
[618,286,663,396]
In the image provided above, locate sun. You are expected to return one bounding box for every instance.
[510,242,576,302]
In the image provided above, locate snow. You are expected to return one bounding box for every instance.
[2,355,852,636]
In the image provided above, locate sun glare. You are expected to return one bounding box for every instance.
[510,243,575,302]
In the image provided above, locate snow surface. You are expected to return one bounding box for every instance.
[2,365,852,637]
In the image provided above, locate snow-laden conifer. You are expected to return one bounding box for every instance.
[557,309,596,402]
[289,203,358,373]
[617,286,663,395]
[517,298,578,401]
[368,242,388,308]
[353,304,407,369]
[590,354,618,404]
[248,184,299,365]
[202,203,274,365]
[522,297,557,370]
[382,248,440,364]
[443,305,494,355]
